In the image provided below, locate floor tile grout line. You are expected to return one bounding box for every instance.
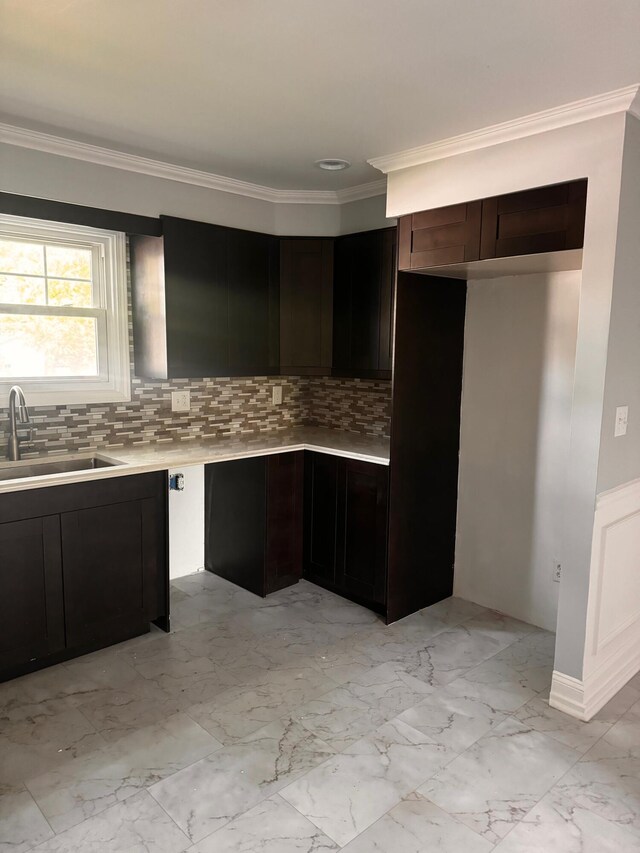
[142,788,194,849]
[484,705,631,852]
[25,786,57,847]
[2,584,562,852]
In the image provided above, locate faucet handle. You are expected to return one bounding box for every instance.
[18,427,36,448]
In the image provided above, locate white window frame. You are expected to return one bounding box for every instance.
[0,214,130,405]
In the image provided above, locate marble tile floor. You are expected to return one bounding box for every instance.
[2,572,640,852]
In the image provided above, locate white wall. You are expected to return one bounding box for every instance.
[550,114,640,718]
[385,112,626,680]
[168,465,205,579]
[597,114,640,493]
[339,193,396,234]
[455,272,580,631]
[0,142,389,236]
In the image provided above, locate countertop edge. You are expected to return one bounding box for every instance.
[0,438,390,495]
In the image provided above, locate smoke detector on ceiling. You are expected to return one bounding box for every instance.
[315,158,351,171]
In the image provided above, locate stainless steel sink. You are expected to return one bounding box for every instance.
[0,455,124,482]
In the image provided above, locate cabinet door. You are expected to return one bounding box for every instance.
[265,452,304,594]
[398,202,482,271]
[333,228,395,378]
[303,452,339,585]
[162,216,229,377]
[61,498,162,648]
[280,239,333,374]
[378,229,397,373]
[0,516,65,671]
[205,457,267,596]
[480,179,587,259]
[335,459,388,607]
[228,229,279,375]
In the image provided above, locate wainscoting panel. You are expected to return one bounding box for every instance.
[551,476,640,720]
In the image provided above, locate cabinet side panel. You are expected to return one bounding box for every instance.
[387,273,467,622]
[205,458,267,596]
[130,234,168,379]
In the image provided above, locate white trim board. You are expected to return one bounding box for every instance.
[550,636,640,720]
[551,475,640,721]
[368,85,640,174]
[0,122,386,206]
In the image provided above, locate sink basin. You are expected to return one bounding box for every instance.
[0,455,123,482]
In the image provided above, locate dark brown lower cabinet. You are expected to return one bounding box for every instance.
[303,451,339,586]
[61,496,165,649]
[205,452,303,596]
[0,515,65,672]
[303,451,388,611]
[0,472,168,682]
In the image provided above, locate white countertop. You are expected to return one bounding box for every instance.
[0,428,390,495]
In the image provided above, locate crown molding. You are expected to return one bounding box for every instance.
[368,84,640,174]
[0,122,385,205]
[335,179,387,203]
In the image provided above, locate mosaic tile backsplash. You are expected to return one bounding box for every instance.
[0,242,392,458]
[0,375,391,459]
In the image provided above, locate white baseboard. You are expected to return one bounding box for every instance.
[551,634,640,721]
[549,671,588,719]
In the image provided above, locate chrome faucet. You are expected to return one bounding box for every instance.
[7,385,34,461]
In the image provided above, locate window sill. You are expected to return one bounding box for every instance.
[0,384,131,408]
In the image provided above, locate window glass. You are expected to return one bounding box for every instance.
[0,239,45,276]
[0,314,99,377]
[0,274,46,305]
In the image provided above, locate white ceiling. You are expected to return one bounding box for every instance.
[1,0,639,191]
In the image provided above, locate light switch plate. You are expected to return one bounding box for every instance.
[272,385,283,405]
[171,390,191,412]
[615,405,628,437]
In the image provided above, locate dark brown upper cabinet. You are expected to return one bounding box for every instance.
[398,179,587,273]
[479,179,587,259]
[130,216,279,379]
[227,228,280,376]
[279,238,334,375]
[332,227,396,380]
[398,201,481,272]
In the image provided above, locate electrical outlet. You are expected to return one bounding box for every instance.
[272,385,283,405]
[552,559,562,583]
[171,390,191,412]
[615,405,629,437]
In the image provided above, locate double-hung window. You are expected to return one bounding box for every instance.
[0,215,130,404]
